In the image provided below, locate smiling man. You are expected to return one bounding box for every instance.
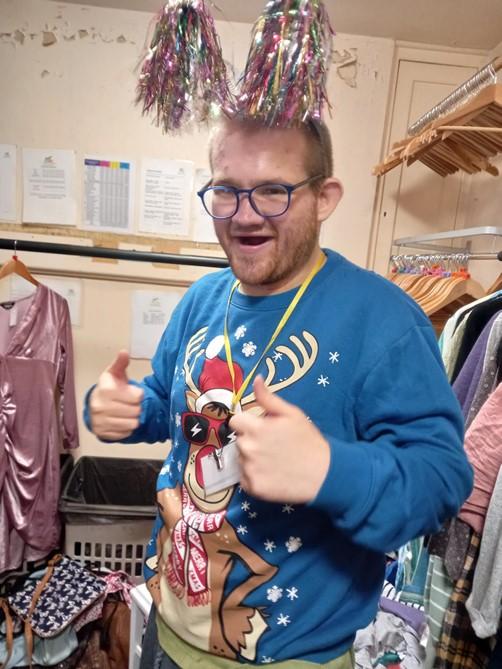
[86,116,473,668]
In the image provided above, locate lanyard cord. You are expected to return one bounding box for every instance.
[223,253,326,412]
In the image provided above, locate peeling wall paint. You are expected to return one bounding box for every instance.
[0,9,136,48]
[332,48,359,88]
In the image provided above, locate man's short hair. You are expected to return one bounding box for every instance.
[209,116,334,185]
[303,119,334,179]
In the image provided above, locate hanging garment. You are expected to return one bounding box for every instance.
[0,284,78,573]
[452,312,500,420]
[433,532,493,669]
[466,466,502,639]
[458,382,502,535]
[464,313,502,429]
[450,295,502,383]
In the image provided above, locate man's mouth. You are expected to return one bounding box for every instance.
[236,236,271,246]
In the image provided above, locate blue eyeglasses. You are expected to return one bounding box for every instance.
[197,174,324,220]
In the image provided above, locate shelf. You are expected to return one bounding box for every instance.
[393,226,502,254]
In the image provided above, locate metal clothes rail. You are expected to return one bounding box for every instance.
[0,238,229,269]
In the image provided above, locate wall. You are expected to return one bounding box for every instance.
[457,39,502,290]
[0,0,398,459]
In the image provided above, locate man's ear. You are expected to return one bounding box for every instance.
[317,178,343,222]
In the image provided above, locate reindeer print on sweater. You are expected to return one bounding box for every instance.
[145,325,319,662]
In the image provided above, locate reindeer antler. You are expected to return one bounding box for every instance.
[241,330,318,406]
[182,327,208,395]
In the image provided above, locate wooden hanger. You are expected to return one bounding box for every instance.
[486,272,502,295]
[0,244,39,287]
[421,277,485,316]
[374,84,502,177]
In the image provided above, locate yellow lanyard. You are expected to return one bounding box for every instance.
[223,253,326,412]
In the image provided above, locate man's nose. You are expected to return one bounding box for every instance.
[233,193,265,224]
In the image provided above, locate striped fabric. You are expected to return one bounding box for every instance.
[425,555,454,645]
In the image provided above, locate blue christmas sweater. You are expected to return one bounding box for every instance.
[88,250,473,665]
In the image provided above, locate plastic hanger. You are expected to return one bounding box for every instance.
[0,242,39,287]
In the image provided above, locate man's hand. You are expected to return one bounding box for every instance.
[89,350,144,441]
[229,376,330,504]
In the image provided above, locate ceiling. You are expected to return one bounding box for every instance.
[52,0,502,51]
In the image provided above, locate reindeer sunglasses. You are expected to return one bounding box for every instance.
[181,412,236,448]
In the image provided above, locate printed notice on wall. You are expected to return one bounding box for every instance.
[130,290,182,359]
[191,167,219,244]
[83,157,133,233]
[139,159,194,237]
[22,148,77,226]
[0,144,17,221]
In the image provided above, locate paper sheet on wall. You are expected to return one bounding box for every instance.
[130,290,182,359]
[139,159,194,237]
[39,278,82,326]
[83,156,134,233]
[22,148,77,226]
[0,144,17,221]
[191,168,219,244]
[9,275,82,326]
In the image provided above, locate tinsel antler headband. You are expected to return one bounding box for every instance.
[136,0,334,133]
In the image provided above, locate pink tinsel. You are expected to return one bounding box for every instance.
[136,0,234,133]
[236,0,334,127]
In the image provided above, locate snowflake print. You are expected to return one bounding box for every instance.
[160,463,170,476]
[261,658,274,664]
[287,587,299,600]
[329,351,340,364]
[267,585,283,603]
[277,613,291,627]
[249,511,258,519]
[272,350,283,362]
[237,525,248,535]
[235,325,247,340]
[177,460,182,472]
[241,501,251,511]
[317,375,329,387]
[282,504,295,514]
[242,341,257,357]
[175,413,181,427]
[264,539,276,553]
[285,537,303,553]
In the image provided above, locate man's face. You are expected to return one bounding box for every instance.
[210,123,325,296]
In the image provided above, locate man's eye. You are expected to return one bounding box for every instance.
[257,185,286,196]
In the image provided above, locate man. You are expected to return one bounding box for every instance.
[86,117,473,668]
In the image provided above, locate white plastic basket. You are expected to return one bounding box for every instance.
[64,515,153,585]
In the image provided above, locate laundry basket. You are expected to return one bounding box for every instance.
[59,456,163,583]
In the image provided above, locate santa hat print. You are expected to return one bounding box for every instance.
[194,336,244,413]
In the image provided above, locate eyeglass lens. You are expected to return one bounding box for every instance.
[204,184,290,218]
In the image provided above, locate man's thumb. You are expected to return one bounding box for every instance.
[253,375,293,415]
[106,350,130,383]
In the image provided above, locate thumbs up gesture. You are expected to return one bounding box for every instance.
[89,350,144,441]
[229,376,330,504]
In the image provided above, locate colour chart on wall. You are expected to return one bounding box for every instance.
[83,156,134,233]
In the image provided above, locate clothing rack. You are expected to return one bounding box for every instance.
[0,238,229,269]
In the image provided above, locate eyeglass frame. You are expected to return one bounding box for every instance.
[196,174,325,220]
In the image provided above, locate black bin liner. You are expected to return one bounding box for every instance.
[59,456,163,518]
[60,453,74,491]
